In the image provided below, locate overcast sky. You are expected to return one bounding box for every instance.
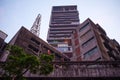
[0,0,120,44]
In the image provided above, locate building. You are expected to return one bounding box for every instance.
[0,27,120,78]
[47,5,120,61]
[0,27,69,62]
[47,5,80,59]
[0,30,7,57]
[68,18,120,61]
[0,5,120,79]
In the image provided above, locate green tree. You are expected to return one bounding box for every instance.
[1,45,54,80]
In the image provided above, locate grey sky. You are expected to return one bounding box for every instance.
[0,0,120,43]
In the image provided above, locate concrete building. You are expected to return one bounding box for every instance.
[0,5,120,79]
[47,5,80,58]
[0,27,69,61]
[70,18,120,61]
[0,30,7,57]
[47,5,120,61]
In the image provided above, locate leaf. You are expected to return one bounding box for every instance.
[1,45,54,78]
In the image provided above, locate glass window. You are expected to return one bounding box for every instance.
[56,46,72,52]
[84,46,98,59]
[79,22,89,32]
[28,45,39,53]
[58,43,68,47]
[82,37,94,47]
[80,29,91,38]
[57,47,68,52]
[31,38,40,45]
[53,7,63,11]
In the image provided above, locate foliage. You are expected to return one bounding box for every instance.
[1,45,54,80]
[39,54,54,75]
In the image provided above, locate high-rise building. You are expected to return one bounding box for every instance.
[47,5,80,58]
[72,18,120,61]
[47,5,120,61]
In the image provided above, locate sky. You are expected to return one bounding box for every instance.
[0,0,120,44]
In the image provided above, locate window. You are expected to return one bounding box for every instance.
[65,8,69,11]
[84,46,98,59]
[79,22,89,32]
[57,47,69,52]
[28,45,39,53]
[57,46,72,52]
[58,43,68,47]
[31,38,40,45]
[53,7,63,11]
[82,37,94,47]
[80,29,91,38]
[95,57,101,61]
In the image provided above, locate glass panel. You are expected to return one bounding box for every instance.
[84,46,98,59]
[79,22,89,32]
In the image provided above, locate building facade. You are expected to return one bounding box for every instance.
[0,27,69,62]
[47,5,80,58]
[71,18,120,61]
[47,5,120,61]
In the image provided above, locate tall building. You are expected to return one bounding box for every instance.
[47,5,80,58]
[71,18,120,61]
[47,5,120,61]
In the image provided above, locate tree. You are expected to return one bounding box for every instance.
[1,45,54,80]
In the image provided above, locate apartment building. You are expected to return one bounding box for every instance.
[72,18,120,61]
[0,27,69,61]
[47,5,120,61]
[47,5,80,58]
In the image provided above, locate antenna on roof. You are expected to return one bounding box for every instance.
[30,14,41,37]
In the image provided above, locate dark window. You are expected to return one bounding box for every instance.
[95,57,101,61]
[65,8,69,11]
[84,46,98,59]
[79,22,89,32]
[80,29,91,38]
[82,37,94,47]
[31,38,40,45]
[28,45,39,53]
[53,7,62,11]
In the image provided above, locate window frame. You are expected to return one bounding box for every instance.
[84,46,98,59]
[79,22,89,32]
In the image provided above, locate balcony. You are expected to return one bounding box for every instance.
[104,42,113,52]
[100,34,109,43]
[47,37,72,41]
[50,30,73,34]
[52,10,78,13]
[50,22,80,26]
[49,27,77,31]
[49,34,71,37]
[96,24,106,35]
